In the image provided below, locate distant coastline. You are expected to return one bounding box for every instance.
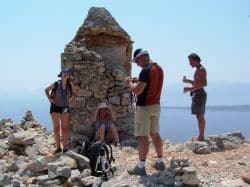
[163,105,250,111]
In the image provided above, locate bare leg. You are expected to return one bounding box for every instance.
[127,136,148,175]
[138,136,149,161]
[106,130,112,143]
[95,124,105,142]
[196,114,205,141]
[108,124,120,143]
[51,113,61,148]
[61,113,69,149]
[95,128,100,141]
[150,133,163,157]
[99,124,105,141]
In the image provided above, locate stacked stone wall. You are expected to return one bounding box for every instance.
[61,7,134,141]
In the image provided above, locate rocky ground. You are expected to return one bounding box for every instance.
[0,111,250,187]
[107,141,250,187]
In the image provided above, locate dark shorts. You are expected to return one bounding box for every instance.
[50,103,69,114]
[191,89,207,115]
[95,121,111,130]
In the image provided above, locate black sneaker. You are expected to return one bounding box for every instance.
[63,148,69,153]
[54,147,62,154]
[127,166,146,176]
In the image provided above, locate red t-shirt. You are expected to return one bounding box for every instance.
[137,63,164,106]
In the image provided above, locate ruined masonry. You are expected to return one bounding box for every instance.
[61,7,134,141]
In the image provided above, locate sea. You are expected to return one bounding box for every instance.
[160,106,250,143]
[1,97,249,143]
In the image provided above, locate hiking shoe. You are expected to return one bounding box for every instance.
[127,166,146,176]
[54,147,62,154]
[242,172,250,184]
[63,148,69,153]
[152,161,165,170]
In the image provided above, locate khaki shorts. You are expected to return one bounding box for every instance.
[135,104,161,137]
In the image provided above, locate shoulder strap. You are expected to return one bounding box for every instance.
[103,142,115,164]
[54,81,59,90]
[108,144,115,163]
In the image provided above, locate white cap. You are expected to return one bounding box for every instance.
[99,102,107,108]
[132,48,149,62]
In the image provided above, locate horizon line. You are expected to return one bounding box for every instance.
[163,104,250,109]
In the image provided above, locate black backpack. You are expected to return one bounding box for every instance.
[50,80,72,99]
[78,140,115,180]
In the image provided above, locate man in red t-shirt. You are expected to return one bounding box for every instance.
[126,49,165,176]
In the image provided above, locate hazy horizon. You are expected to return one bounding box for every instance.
[1,82,249,143]
[1,82,250,129]
[1,102,249,143]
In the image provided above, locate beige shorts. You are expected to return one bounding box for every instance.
[134,104,161,137]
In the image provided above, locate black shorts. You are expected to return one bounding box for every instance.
[50,103,69,114]
[191,89,207,115]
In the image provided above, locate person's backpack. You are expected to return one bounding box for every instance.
[50,80,72,99]
[78,140,115,180]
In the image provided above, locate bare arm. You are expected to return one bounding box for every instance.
[91,105,99,123]
[107,103,116,122]
[45,83,55,103]
[69,83,77,104]
[128,80,147,96]
[183,76,194,85]
[186,79,195,85]
[184,69,207,92]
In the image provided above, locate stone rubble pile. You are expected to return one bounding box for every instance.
[186,131,248,154]
[25,151,96,187]
[0,112,202,187]
[170,158,200,186]
[0,112,103,187]
[102,157,200,187]
[19,110,41,130]
[141,158,199,186]
[1,112,250,186]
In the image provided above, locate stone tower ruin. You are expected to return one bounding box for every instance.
[61,7,134,143]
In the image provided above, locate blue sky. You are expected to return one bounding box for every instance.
[0,0,250,91]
